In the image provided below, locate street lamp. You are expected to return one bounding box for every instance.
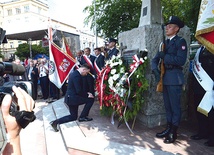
[28,38,32,58]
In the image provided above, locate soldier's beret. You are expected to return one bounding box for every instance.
[166,16,184,28]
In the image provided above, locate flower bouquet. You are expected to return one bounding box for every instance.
[96,50,149,131]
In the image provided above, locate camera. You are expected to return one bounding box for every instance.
[0,81,34,152]
[0,61,35,153]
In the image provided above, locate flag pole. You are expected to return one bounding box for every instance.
[47,18,53,103]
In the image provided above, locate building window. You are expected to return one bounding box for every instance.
[7,9,12,16]
[10,42,14,48]
[16,8,21,14]
[38,7,41,14]
[24,5,29,12]
[18,41,22,45]
[25,17,29,22]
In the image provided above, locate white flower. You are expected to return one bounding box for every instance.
[120,67,125,73]
[111,55,116,60]
[116,54,121,58]
[110,62,119,67]
[118,59,123,65]
[136,75,139,78]
[111,69,116,74]
[120,73,128,82]
[108,77,114,88]
[120,88,127,97]
[140,58,144,63]
[144,56,148,60]
[105,60,110,65]
[112,74,120,81]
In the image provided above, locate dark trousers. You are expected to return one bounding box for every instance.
[193,93,208,136]
[163,85,182,126]
[40,76,49,99]
[194,93,214,142]
[50,82,60,99]
[56,97,94,125]
[61,82,67,96]
[208,108,214,143]
[32,80,38,100]
[82,74,95,95]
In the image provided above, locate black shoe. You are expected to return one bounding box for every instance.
[156,123,171,138]
[190,134,208,140]
[78,117,93,122]
[204,141,214,147]
[164,132,177,144]
[164,125,178,144]
[50,120,59,132]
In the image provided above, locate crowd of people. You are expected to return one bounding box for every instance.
[0,37,119,154]
[50,38,119,131]
[2,57,64,101]
[1,15,214,154]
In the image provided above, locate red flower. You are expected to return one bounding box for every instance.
[106,66,111,74]
[103,84,106,90]
[104,75,108,80]
[137,82,142,87]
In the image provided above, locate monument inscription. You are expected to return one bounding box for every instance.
[122,49,139,67]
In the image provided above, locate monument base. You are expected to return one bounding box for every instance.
[118,25,190,128]
[137,110,188,128]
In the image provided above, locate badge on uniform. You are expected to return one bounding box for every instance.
[182,46,186,50]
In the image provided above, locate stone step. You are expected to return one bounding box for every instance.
[42,100,69,155]
[43,98,175,155]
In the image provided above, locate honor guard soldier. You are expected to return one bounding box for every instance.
[151,16,187,144]
[105,38,119,60]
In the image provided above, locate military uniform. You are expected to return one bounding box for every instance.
[151,16,187,144]
[152,35,187,124]
[105,38,119,60]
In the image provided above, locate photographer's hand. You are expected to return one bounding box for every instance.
[1,86,35,155]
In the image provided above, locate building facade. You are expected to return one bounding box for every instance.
[0,0,104,60]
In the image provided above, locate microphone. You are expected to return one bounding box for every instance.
[0,62,26,76]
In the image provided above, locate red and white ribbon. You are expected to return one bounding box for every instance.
[94,60,101,75]
[83,55,94,70]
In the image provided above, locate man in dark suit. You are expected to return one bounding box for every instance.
[75,50,83,63]
[80,47,96,96]
[151,16,187,144]
[28,60,39,100]
[50,64,94,132]
[105,38,119,60]
[94,47,105,73]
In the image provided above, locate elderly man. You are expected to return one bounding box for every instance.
[38,58,49,100]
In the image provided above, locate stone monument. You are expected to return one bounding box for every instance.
[138,0,162,26]
[118,0,190,127]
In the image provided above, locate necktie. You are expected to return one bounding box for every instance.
[166,39,170,45]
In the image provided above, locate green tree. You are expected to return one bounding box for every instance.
[161,0,201,41]
[84,0,142,39]
[84,0,201,41]
[15,42,48,60]
[0,50,3,58]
